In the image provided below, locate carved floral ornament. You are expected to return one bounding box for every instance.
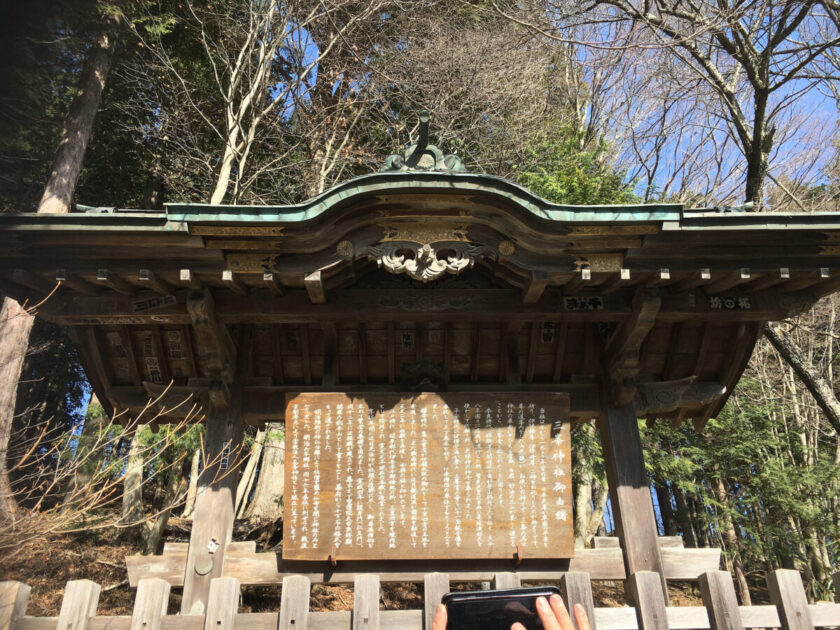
[336,223,513,283]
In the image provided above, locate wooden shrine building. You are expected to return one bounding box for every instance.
[4,125,840,621]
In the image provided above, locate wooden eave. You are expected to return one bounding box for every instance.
[3,172,840,430]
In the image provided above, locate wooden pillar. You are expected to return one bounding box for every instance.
[598,400,668,602]
[181,329,249,614]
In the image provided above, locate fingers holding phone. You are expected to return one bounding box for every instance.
[511,595,591,630]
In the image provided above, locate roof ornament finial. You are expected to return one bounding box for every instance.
[381,110,466,173]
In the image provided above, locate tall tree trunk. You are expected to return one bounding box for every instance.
[655,480,678,536]
[144,471,186,555]
[585,478,610,545]
[714,478,752,605]
[37,15,118,214]
[61,394,109,510]
[0,299,35,523]
[235,429,265,518]
[764,324,840,435]
[181,447,200,519]
[122,425,147,526]
[0,15,118,523]
[244,423,284,521]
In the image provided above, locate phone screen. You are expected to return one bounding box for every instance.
[443,587,560,630]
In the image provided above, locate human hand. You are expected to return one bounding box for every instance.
[511,594,591,630]
[432,603,447,630]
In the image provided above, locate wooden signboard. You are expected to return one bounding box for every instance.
[282,392,573,561]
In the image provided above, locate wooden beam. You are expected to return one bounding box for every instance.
[504,321,522,385]
[779,268,830,293]
[262,272,283,296]
[387,323,395,385]
[672,268,712,292]
[471,323,481,383]
[96,269,136,296]
[12,269,56,295]
[601,268,631,294]
[746,267,789,292]
[522,271,548,304]
[563,269,591,294]
[598,400,668,602]
[705,268,751,294]
[180,269,203,290]
[37,286,805,327]
[526,322,538,383]
[125,545,722,586]
[56,269,99,294]
[305,270,326,304]
[321,322,338,387]
[552,322,568,382]
[139,269,175,295]
[358,323,368,385]
[221,270,248,297]
[108,382,606,424]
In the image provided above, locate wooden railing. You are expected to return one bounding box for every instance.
[2,569,839,630]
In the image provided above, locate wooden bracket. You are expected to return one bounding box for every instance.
[186,288,236,384]
[604,287,660,405]
[328,545,338,568]
[515,545,524,565]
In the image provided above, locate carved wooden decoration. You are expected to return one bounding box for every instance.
[283,392,573,561]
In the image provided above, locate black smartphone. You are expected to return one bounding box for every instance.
[442,586,562,630]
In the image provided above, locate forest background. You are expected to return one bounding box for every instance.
[2,0,840,608]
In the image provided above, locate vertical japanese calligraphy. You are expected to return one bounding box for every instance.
[282,392,572,560]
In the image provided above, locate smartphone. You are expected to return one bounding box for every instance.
[442,586,562,630]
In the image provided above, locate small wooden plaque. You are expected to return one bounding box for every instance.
[283,392,573,561]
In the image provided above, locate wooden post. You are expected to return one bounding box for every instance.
[353,575,380,630]
[203,578,239,630]
[559,573,597,630]
[278,576,310,630]
[598,401,668,602]
[56,580,100,630]
[626,572,668,630]
[181,328,250,615]
[0,582,30,630]
[130,579,170,630]
[493,573,521,589]
[423,573,450,630]
[698,571,744,630]
[767,569,814,630]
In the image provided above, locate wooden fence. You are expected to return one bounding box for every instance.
[2,569,839,630]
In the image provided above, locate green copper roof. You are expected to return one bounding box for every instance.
[163,171,683,224]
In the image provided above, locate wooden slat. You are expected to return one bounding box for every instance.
[305,271,326,304]
[139,270,174,295]
[278,576,310,630]
[203,578,239,630]
[97,269,136,296]
[130,579,170,630]
[352,575,380,630]
[126,546,720,586]
[56,580,100,630]
[698,571,743,630]
[493,573,521,589]
[593,536,683,549]
[767,570,814,630]
[423,574,449,630]
[626,572,668,630]
[0,582,30,630]
[222,271,249,297]
[180,269,203,290]
[262,272,283,296]
[560,573,597,630]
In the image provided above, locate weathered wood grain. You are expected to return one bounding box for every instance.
[126,546,720,586]
[283,392,572,561]
[422,574,448,630]
[278,576,310,630]
[626,572,668,630]
[204,579,239,630]
[560,573,597,630]
[0,582,30,630]
[698,571,743,630]
[767,570,814,630]
[352,575,379,630]
[56,581,100,630]
[492,573,521,589]
[129,580,170,630]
